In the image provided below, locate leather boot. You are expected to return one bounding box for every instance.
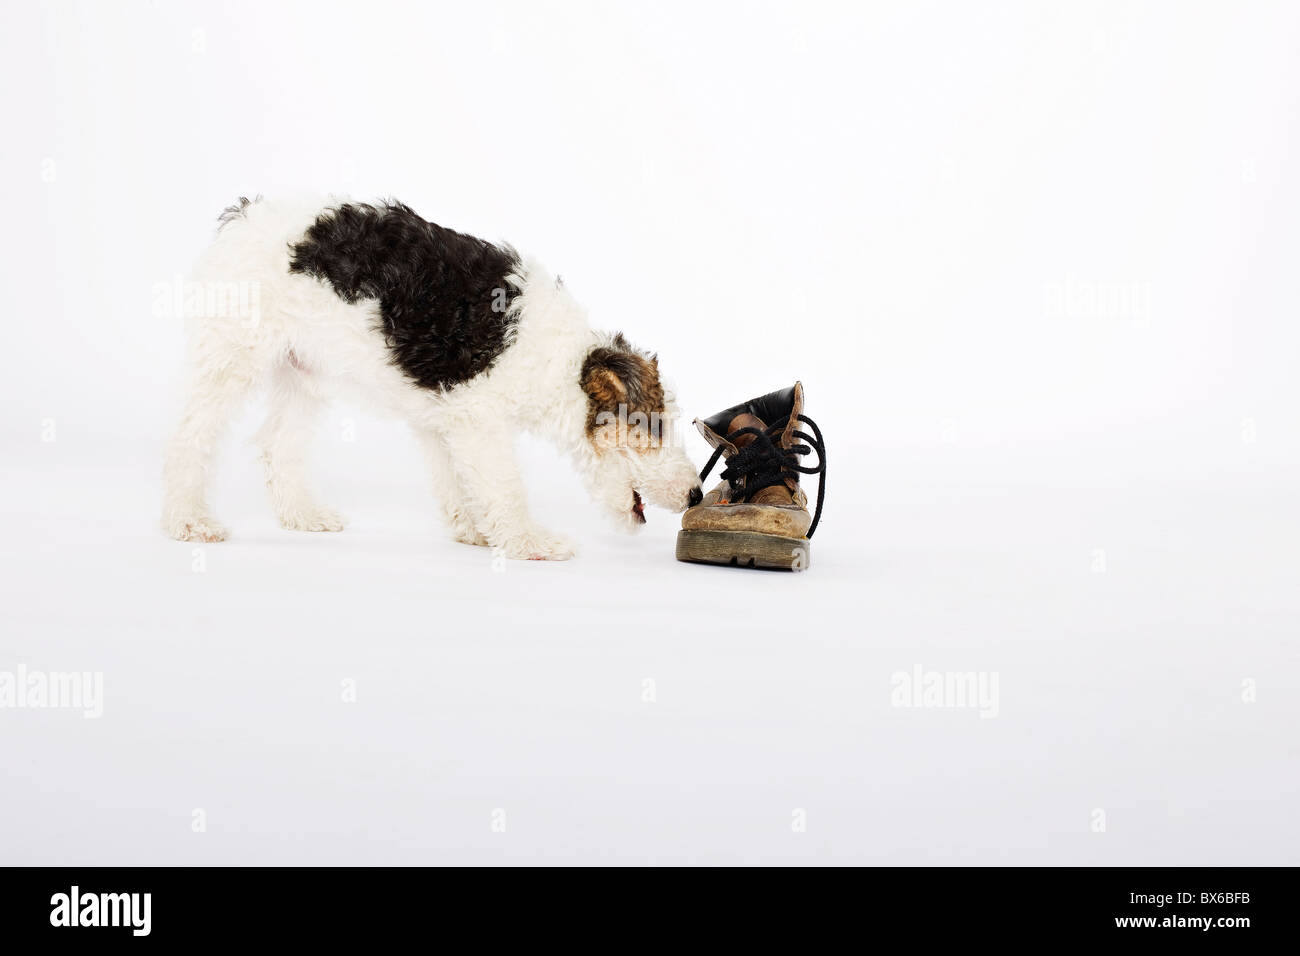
[677,382,825,570]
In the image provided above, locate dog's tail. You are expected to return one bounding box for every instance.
[216,194,263,231]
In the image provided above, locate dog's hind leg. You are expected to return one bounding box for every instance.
[256,354,344,533]
[416,428,487,546]
[162,349,260,542]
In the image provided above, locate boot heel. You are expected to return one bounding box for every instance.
[675,529,810,571]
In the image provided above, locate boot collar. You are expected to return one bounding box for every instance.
[693,382,804,455]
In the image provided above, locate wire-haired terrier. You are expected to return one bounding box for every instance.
[162,197,702,560]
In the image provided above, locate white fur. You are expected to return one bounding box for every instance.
[161,198,700,559]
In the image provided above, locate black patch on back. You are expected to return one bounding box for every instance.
[288,201,522,391]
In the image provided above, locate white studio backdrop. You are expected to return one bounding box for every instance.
[1,0,1297,865]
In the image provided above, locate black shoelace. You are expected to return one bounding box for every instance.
[697,414,826,539]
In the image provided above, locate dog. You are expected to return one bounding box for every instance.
[162,197,702,560]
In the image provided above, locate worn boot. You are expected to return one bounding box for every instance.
[676,382,825,570]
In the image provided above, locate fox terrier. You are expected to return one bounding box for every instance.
[162,197,702,560]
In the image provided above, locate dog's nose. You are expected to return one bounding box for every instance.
[687,485,703,508]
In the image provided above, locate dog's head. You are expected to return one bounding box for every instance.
[579,333,702,531]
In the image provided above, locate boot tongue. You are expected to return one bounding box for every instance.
[726,412,805,499]
[724,412,800,500]
[726,412,768,449]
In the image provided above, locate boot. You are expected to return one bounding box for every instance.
[676,382,825,570]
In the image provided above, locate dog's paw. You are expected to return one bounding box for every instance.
[609,507,649,535]
[166,515,228,542]
[453,528,490,547]
[496,526,576,561]
[279,507,346,532]
[445,513,489,546]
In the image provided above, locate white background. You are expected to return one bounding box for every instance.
[2,0,1297,864]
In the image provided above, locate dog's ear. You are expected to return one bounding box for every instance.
[582,358,629,408]
[580,338,665,441]
[581,346,639,411]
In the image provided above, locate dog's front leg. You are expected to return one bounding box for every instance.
[438,418,576,561]
[416,428,488,546]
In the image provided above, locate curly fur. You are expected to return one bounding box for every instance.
[217,195,261,230]
[161,196,701,560]
[288,202,521,390]
[580,333,665,435]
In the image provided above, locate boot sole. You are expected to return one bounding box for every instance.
[675,529,811,571]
